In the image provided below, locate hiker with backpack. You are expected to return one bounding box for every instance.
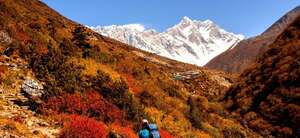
[139,119,161,138]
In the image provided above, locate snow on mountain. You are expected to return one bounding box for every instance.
[90,17,244,66]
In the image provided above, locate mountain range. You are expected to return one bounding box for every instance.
[90,17,244,66]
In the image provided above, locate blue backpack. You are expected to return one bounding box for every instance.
[139,128,150,138]
[148,124,161,138]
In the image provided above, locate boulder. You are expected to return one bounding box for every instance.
[21,79,44,101]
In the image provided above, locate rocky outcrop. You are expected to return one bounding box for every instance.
[0,56,59,138]
[21,79,44,101]
[173,70,202,81]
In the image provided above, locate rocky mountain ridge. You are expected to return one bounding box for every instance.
[206,5,300,73]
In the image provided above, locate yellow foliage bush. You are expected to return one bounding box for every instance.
[207,114,247,138]
[163,96,189,113]
[208,102,224,115]
[201,122,222,138]
[144,107,198,137]
[0,66,27,93]
[68,58,120,81]
[194,130,212,138]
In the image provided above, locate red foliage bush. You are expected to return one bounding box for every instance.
[60,115,108,138]
[160,129,174,138]
[41,90,123,122]
[122,73,142,94]
[15,29,31,45]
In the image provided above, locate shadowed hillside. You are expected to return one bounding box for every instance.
[223,13,300,137]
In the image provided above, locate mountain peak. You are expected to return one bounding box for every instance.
[203,19,214,25]
[182,16,193,22]
[122,24,146,31]
[179,16,195,26]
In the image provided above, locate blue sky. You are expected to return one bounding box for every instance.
[43,0,300,37]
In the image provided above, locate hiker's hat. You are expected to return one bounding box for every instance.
[142,119,149,124]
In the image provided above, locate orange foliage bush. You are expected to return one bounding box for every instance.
[34,44,49,55]
[41,90,123,122]
[109,123,138,138]
[0,65,8,81]
[60,115,108,138]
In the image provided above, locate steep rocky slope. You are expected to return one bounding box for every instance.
[0,0,258,137]
[0,55,59,138]
[223,13,300,137]
[91,17,243,66]
[206,6,300,73]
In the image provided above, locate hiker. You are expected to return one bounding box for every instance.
[139,119,161,138]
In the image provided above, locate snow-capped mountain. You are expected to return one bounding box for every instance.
[90,17,244,66]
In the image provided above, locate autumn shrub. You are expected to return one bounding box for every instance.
[109,123,138,138]
[41,90,123,123]
[145,107,194,137]
[164,85,185,100]
[76,58,120,81]
[59,115,108,138]
[72,26,111,63]
[0,118,43,137]
[122,73,142,94]
[243,111,258,122]
[0,65,8,81]
[139,89,157,106]
[208,102,224,115]
[222,127,246,138]
[1,68,14,86]
[58,39,80,57]
[188,96,209,129]
[201,122,222,138]
[72,26,88,46]
[100,79,145,123]
[29,45,84,94]
[94,51,110,63]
